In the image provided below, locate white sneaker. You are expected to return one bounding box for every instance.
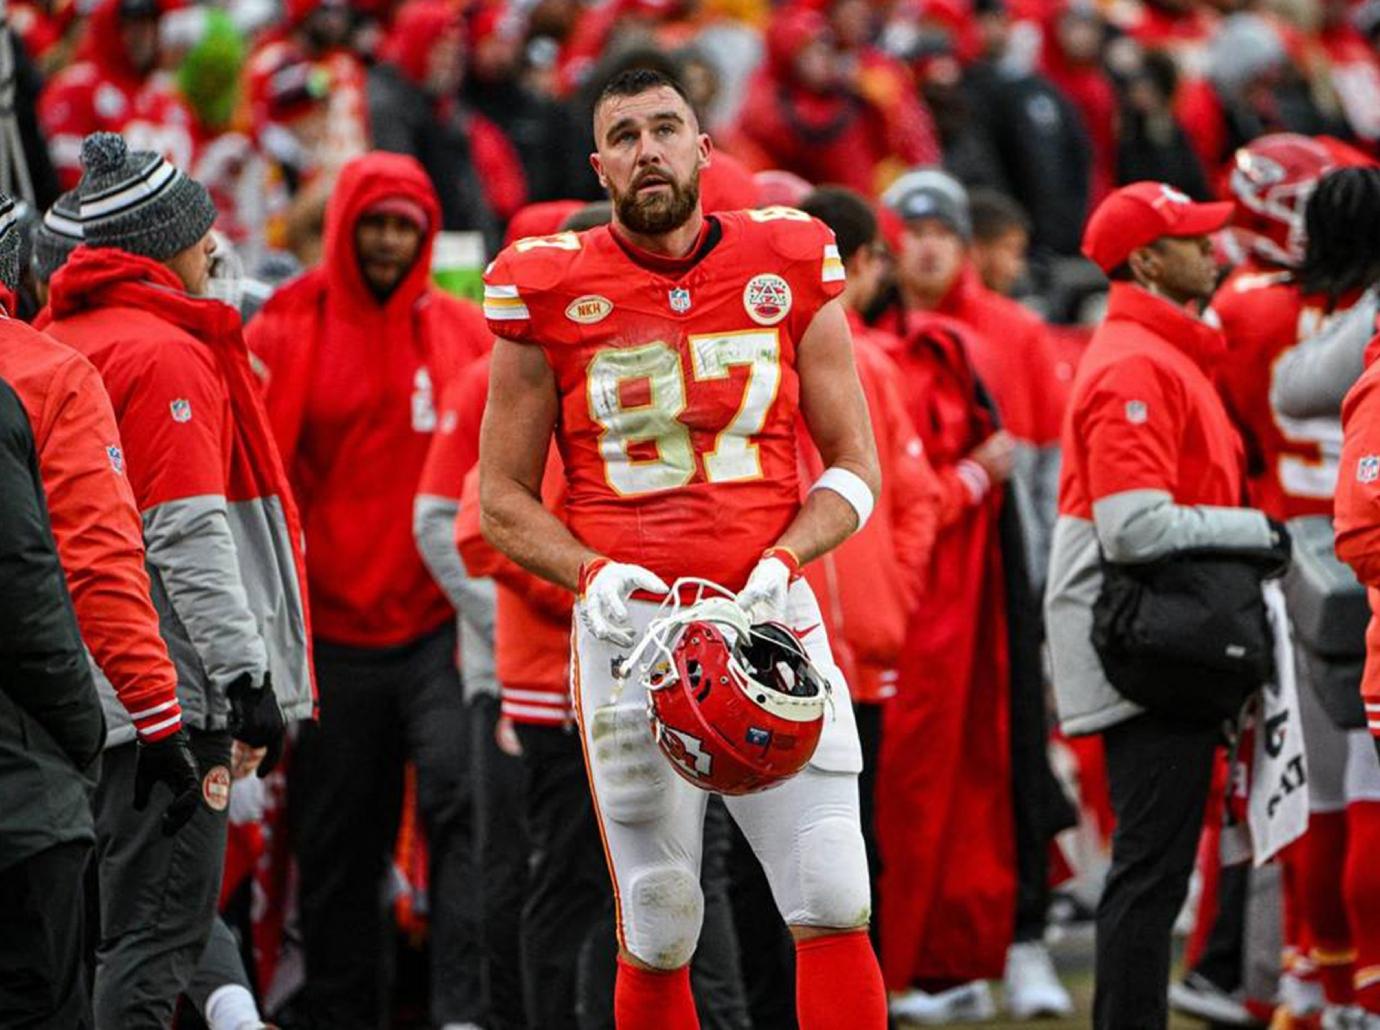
[1003,941,1074,1019]
[890,981,997,1024]
[1167,972,1254,1026]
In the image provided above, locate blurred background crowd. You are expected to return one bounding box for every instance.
[8,0,1380,309]
[7,0,1380,1026]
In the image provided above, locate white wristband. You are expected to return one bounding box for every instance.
[810,466,875,532]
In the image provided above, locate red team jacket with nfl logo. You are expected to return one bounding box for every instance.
[482,208,846,590]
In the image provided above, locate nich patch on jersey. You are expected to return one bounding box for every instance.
[170,398,192,423]
[1359,455,1380,484]
[1125,399,1148,424]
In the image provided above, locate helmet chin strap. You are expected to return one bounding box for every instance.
[611,579,750,705]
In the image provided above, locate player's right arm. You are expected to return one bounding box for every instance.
[478,337,593,593]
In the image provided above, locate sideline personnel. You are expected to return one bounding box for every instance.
[1046,181,1286,1030]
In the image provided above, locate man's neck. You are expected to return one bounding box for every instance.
[611,209,706,259]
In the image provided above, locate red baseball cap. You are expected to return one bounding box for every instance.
[1082,182,1234,273]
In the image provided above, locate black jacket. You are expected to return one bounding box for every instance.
[0,375,104,872]
[367,63,501,250]
[963,62,1092,258]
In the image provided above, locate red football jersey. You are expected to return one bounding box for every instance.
[1210,262,1357,520]
[483,208,846,590]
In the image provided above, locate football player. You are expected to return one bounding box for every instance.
[1211,138,1380,1027]
[478,67,886,1029]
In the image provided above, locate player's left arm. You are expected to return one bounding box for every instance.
[777,299,881,564]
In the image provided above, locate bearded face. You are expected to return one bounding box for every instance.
[608,162,701,235]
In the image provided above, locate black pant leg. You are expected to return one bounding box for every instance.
[1189,861,1248,992]
[515,722,612,1030]
[92,732,232,1030]
[397,625,482,1027]
[471,693,530,1030]
[853,700,883,951]
[290,641,404,1030]
[0,841,93,1030]
[692,798,752,1030]
[1093,714,1218,1030]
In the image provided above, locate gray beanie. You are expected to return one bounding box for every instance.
[77,132,217,261]
[0,193,18,294]
[882,168,973,241]
[32,190,84,284]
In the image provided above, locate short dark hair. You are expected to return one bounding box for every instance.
[799,186,877,265]
[1298,166,1380,301]
[594,65,695,121]
[969,188,1030,244]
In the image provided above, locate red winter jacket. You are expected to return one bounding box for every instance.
[0,308,182,742]
[456,458,574,726]
[877,310,1015,987]
[799,321,942,703]
[247,151,491,647]
[43,247,314,737]
[1045,282,1270,736]
[1335,344,1380,739]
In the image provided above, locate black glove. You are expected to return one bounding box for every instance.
[227,672,285,777]
[1266,517,1293,577]
[133,729,202,836]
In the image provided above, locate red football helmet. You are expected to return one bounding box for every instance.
[1229,133,1337,268]
[626,592,829,796]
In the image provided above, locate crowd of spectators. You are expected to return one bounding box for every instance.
[8,0,1380,1027]
[9,0,1380,303]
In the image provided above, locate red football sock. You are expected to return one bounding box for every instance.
[796,930,887,1030]
[1346,802,1380,1012]
[1302,810,1353,1005]
[615,957,699,1030]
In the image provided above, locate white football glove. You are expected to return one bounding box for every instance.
[735,555,793,624]
[580,560,670,647]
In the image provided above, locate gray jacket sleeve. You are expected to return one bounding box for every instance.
[143,495,269,691]
[1092,489,1273,563]
[1271,289,1378,419]
[414,494,497,699]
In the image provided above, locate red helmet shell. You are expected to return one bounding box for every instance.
[647,620,826,796]
[1229,133,1336,267]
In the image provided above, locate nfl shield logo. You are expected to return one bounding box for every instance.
[746,726,772,747]
[106,444,124,474]
[1358,455,1380,484]
[668,287,691,313]
[1125,400,1148,424]
[169,398,192,423]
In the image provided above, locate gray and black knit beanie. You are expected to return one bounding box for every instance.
[32,190,84,284]
[77,132,217,261]
[0,193,19,294]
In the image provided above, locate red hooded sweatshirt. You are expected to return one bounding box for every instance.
[247,151,491,647]
[37,0,196,189]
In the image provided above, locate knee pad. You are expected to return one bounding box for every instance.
[591,703,674,824]
[622,866,704,970]
[796,815,871,930]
